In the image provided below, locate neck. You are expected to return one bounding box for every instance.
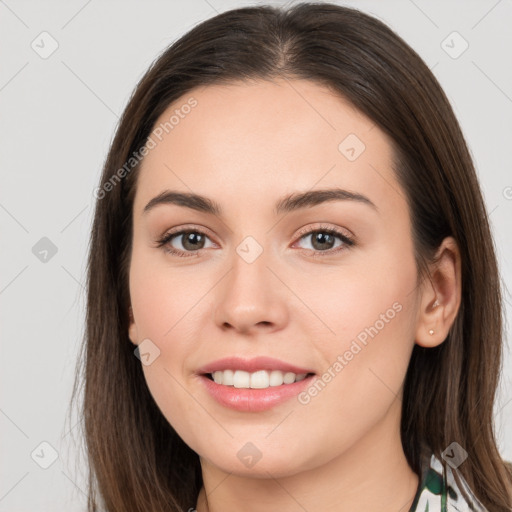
[195,397,419,512]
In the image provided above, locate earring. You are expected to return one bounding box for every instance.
[429,329,434,335]
[432,299,440,309]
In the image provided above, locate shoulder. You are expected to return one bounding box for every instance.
[443,455,488,511]
[410,453,488,512]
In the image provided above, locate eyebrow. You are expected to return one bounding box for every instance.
[143,187,378,217]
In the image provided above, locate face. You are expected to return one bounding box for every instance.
[128,78,423,477]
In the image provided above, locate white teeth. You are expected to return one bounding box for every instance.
[283,372,296,384]
[233,370,250,388]
[250,370,269,389]
[269,370,284,386]
[210,370,309,389]
[222,369,234,386]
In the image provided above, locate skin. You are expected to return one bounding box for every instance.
[127,78,461,512]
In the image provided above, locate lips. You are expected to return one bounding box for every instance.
[198,372,317,412]
[196,356,315,375]
[196,356,317,412]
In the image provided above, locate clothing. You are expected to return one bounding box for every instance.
[409,452,488,511]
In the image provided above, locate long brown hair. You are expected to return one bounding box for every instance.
[70,2,512,510]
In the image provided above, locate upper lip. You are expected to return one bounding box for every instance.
[197,356,315,375]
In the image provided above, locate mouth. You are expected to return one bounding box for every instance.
[198,370,317,412]
[202,369,316,389]
[196,356,317,411]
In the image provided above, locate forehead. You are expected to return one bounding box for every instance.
[134,78,403,219]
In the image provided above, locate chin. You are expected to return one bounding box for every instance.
[198,444,317,479]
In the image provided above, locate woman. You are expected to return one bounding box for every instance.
[72,2,512,511]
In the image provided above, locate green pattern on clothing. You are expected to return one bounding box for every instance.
[408,452,487,511]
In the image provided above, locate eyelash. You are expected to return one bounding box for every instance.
[155,224,355,259]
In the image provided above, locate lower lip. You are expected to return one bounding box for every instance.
[198,374,316,412]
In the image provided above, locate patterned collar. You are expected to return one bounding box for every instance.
[408,452,488,511]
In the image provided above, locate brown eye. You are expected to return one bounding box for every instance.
[156,229,214,257]
[294,224,355,257]
[176,231,207,251]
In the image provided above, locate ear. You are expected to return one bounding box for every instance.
[415,236,461,348]
[128,306,139,346]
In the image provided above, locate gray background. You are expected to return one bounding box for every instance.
[1,0,511,510]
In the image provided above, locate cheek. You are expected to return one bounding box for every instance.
[139,362,209,461]
[128,248,211,437]
[128,244,205,342]
[289,282,417,465]
[292,242,417,347]
[299,238,417,388]
[310,251,417,418]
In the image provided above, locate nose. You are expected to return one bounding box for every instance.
[212,245,289,335]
